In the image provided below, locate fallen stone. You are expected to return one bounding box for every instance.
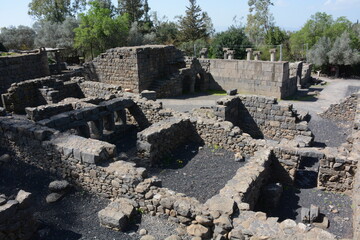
[227,89,237,96]
[140,235,156,240]
[195,215,213,227]
[205,195,235,215]
[46,192,65,203]
[139,229,147,236]
[187,224,210,238]
[98,209,128,231]
[0,154,11,163]
[234,152,244,162]
[214,215,232,230]
[48,180,70,192]
[15,190,32,209]
[108,198,135,218]
[0,197,6,206]
[164,235,182,240]
[141,90,157,101]
[229,228,245,240]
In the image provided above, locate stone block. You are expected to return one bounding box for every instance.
[98,209,128,231]
[140,90,157,101]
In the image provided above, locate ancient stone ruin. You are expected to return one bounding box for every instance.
[0,44,358,240]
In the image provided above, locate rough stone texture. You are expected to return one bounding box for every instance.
[214,95,313,141]
[0,190,38,240]
[1,72,83,113]
[321,93,358,122]
[83,45,185,93]
[137,117,199,164]
[289,61,303,87]
[301,63,313,86]
[0,49,50,94]
[199,59,296,99]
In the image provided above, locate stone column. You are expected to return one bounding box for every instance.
[227,50,235,60]
[114,109,127,125]
[103,113,115,131]
[253,51,261,61]
[88,119,103,139]
[246,48,253,61]
[269,49,277,62]
[200,48,208,59]
[223,48,230,59]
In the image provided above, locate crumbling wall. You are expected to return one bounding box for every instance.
[0,50,50,94]
[78,81,122,98]
[289,61,303,87]
[200,59,296,99]
[84,45,185,93]
[1,72,83,113]
[214,95,313,142]
[0,116,146,200]
[320,93,358,122]
[137,118,198,164]
[0,190,38,240]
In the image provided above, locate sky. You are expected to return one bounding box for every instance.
[0,0,359,32]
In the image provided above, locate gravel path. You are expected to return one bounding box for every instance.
[149,144,245,203]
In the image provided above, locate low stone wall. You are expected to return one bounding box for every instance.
[200,59,296,99]
[321,93,358,122]
[137,118,198,164]
[216,148,272,210]
[0,190,38,240]
[0,49,50,94]
[78,81,122,98]
[289,61,303,87]
[214,95,313,142]
[1,72,83,113]
[0,116,147,200]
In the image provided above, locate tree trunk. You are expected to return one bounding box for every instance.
[335,65,340,78]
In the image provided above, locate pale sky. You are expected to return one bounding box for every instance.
[0,0,359,32]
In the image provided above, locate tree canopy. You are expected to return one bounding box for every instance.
[0,26,36,50]
[177,0,211,42]
[245,0,274,45]
[74,1,129,59]
[28,0,86,23]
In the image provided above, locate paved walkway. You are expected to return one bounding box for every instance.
[160,77,360,115]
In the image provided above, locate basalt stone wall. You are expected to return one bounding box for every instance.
[0,190,38,240]
[137,118,199,164]
[320,93,358,122]
[1,72,83,113]
[0,116,148,200]
[289,61,303,87]
[84,45,185,93]
[78,81,122,98]
[0,50,50,94]
[200,59,296,99]
[213,95,313,142]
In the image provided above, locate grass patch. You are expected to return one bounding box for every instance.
[206,90,227,95]
[0,52,19,57]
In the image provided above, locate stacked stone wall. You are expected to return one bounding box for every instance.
[200,59,296,99]
[0,50,50,94]
[78,81,122,98]
[214,95,313,142]
[84,45,185,93]
[301,63,313,86]
[0,190,38,240]
[321,93,358,122]
[1,72,83,113]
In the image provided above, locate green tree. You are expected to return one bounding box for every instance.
[177,0,211,42]
[128,21,156,46]
[74,1,129,59]
[210,26,252,59]
[307,36,332,67]
[33,17,79,49]
[28,0,86,23]
[118,0,144,23]
[152,12,179,45]
[0,26,36,50]
[328,31,360,77]
[245,0,274,45]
